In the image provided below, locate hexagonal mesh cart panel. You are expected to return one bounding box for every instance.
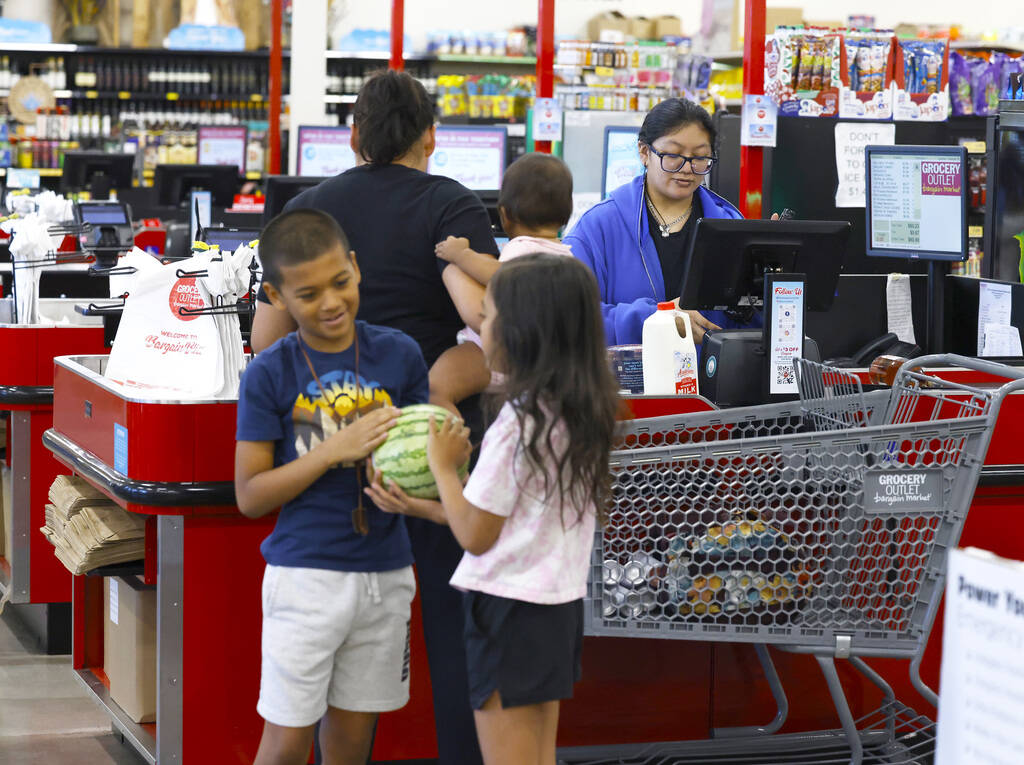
[588,359,1013,658]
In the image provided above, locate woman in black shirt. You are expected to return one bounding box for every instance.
[251,70,494,765]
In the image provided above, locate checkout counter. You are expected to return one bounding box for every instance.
[37,344,1024,764]
[13,146,1024,760]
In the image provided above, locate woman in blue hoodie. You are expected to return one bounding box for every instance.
[566,98,760,347]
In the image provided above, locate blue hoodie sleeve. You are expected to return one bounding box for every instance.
[565,213,657,346]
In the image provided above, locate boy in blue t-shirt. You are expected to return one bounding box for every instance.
[235,208,428,765]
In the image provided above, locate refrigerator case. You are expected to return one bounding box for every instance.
[988,104,1024,283]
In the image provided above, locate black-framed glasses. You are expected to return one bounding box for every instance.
[647,146,716,175]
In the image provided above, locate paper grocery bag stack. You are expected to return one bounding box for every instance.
[40,476,145,575]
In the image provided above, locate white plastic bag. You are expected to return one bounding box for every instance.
[104,254,223,399]
[3,214,60,325]
[199,243,256,398]
[108,247,164,299]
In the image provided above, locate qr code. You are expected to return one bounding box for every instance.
[776,366,795,385]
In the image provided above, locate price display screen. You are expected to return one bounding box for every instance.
[197,126,247,172]
[297,126,356,177]
[602,126,643,198]
[428,126,506,191]
[865,145,967,261]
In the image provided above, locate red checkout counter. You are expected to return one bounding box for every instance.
[40,354,1024,763]
[0,300,107,652]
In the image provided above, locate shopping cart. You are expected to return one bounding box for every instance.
[569,355,1024,765]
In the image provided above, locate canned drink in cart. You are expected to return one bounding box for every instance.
[602,584,630,618]
[624,590,644,619]
[602,559,624,588]
[622,551,661,590]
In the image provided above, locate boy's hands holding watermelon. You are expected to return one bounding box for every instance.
[365,468,447,525]
[319,406,401,469]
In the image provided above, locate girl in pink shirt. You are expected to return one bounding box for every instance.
[368,253,619,764]
[429,153,575,414]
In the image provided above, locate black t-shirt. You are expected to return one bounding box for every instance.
[260,164,498,367]
[648,194,703,301]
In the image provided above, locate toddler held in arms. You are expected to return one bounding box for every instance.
[430,153,575,414]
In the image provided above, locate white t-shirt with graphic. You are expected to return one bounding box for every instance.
[449,402,596,604]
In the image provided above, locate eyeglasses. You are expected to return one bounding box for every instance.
[646,146,716,175]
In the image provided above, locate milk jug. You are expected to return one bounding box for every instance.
[641,302,699,396]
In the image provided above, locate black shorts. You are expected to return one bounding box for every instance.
[462,591,583,710]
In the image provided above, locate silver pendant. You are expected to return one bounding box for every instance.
[660,228,670,238]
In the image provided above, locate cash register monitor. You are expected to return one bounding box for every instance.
[679,218,851,312]
[865,144,967,262]
[154,163,239,209]
[681,218,851,407]
[201,227,260,252]
[261,175,328,225]
[61,151,135,199]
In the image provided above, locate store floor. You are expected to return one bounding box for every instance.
[0,608,144,765]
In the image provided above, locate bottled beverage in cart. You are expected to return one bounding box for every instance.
[641,302,699,396]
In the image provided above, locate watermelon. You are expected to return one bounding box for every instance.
[371,404,470,499]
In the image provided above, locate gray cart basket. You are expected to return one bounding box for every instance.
[567,355,1024,765]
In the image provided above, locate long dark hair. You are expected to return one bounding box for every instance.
[352,70,435,165]
[638,97,717,151]
[488,254,619,525]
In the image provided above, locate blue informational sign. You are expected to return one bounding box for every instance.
[6,169,40,189]
[165,24,245,51]
[602,126,644,199]
[0,19,52,44]
[113,423,128,475]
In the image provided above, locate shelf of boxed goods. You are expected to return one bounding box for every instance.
[0,168,64,177]
[0,168,263,181]
[325,50,428,61]
[435,54,536,65]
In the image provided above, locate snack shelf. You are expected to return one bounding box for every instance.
[437,54,537,65]
[0,168,64,177]
[325,50,427,61]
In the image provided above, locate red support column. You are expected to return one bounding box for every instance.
[390,0,405,71]
[534,0,555,154]
[268,0,283,174]
[739,0,767,219]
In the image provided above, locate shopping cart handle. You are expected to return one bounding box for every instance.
[898,353,1024,382]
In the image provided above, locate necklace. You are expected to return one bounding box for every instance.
[297,330,371,537]
[645,193,692,238]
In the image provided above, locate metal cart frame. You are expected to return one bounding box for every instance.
[570,355,1024,765]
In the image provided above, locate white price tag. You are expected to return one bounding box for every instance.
[532,98,563,142]
[740,95,778,148]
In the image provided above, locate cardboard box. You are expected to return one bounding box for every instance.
[104,576,157,724]
[629,16,655,41]
[587,11,630,43]
[652,15,683,40]
[766,7,804,33]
